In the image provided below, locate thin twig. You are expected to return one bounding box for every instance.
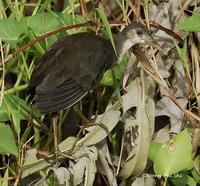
[0,39,5,105]
[150,21,183,42]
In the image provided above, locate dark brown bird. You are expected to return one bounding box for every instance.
[29,23,158,114]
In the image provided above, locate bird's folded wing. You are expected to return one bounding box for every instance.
[34,79,87,114]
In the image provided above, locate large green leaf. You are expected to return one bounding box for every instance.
[154,129,193,176]
[0,12,87,41]
[26,12,86,36]
[148,142,162,161]
[0,123,18,156]
[177,13,200,32]
[26,12,62,36]
[0,19,27,40]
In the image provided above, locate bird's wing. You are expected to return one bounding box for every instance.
[29,40,67,88]
[34,79,87,114]
[29,32,116,114]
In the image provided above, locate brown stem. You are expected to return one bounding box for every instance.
[150,21,183,43]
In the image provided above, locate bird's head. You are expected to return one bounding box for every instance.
[118,23,160,56]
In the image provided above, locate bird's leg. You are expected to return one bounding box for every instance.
[52,114,59,165]
[73,105,111,142]
[73,104,91,126]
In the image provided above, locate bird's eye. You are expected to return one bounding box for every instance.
[136,29,143,35]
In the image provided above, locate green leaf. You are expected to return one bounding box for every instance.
[154,129,193,176]
[26,12,62,36]
[59,13,86,25]
[192,168,200,184]
[148,142,162,161]
[1,168,9,186]
[0,123,18,155]
[191,155,200,183]
[26,12,86,36]
[0,101,9,122]
[171,173,197,186]
[0,19,27,40]
[177,13,200,32]
[3,94,31,134]
[100,54,129,86]
[175,38,187,63]
[4,94,31,119]
[100,70,114,86]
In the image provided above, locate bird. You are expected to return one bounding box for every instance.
[28,22,159,114]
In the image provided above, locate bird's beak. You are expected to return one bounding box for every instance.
[146,36,162,51]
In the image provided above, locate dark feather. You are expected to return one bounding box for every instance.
[28,32,117,113]
[34,79,87,114]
